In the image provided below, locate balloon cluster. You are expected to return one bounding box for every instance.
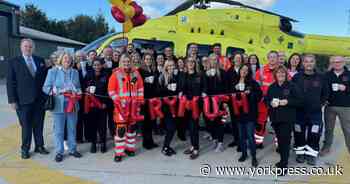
[109,0,147,32]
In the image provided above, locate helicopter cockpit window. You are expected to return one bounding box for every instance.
[186,44,211,57]
[226,47,245,57]
[132,39,174,54]
[109,38,128,50]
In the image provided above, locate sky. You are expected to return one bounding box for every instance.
[6,0,350,37]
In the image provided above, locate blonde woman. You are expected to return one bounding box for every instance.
[158,60,180,156]
[43,52,82,162]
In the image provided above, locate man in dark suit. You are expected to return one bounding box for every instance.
[7,38,49,159]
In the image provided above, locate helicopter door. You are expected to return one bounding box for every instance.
[132,39,174,55]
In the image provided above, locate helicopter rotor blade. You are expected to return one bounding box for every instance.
[165,0,297,22]
[165,0,195,16]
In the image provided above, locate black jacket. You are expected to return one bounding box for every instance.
[181,72,204,99]
[325,68,350,107]
[265,81,303,124]
[139,68,159,99]
[158,73,180,97]
[84,70,109,104]
[292,71,328,113]
[233,80,262,122]
[7,55,48,105]
[202,69,226,95]
[225,67,240,93]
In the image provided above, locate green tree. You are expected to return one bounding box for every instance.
[20,4,50,32]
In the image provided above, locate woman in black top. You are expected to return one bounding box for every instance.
[84,60,109,153]
[265,65,303,174]
[158,60,181,156]
[232,64,262,167]
[202,55,227,153]
[180,57,204,159]
[139,53,159,150]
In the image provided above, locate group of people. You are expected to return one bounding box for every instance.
[7,38,350,176]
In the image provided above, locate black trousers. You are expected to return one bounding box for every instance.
[16,101,45,152]
[141,103,156,146]
[87,109,107,144]
[207,117,225,143]
[273,122,292,168]
[163,113,176,148]
[229,105,240,143]
[185,112,199,150]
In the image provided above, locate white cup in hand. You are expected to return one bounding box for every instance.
[332,83,339,91]
[89,86,96,94]
[272,98,280,107]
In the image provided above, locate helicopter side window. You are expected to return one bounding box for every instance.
[132,39,174,54]
[226,47,245,57]
[186,44,211,57]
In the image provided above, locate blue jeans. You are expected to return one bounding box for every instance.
[238,121,256,157]
[52,112,78,154]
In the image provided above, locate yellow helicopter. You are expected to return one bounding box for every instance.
[81,0,350,63]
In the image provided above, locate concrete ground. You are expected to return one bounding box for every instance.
[0,83,348,184]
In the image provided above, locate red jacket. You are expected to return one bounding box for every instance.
[108,68,144,123]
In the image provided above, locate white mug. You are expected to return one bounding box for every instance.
[89,86,96,94]
[210,69,216,76]
[238,83,245,91]
[147,76,154,83]
[170,83,177,91]
[272,98,280,107]
[332,83,339,91]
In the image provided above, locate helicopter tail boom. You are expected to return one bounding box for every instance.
[304,34,350,56]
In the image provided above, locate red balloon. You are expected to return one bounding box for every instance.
[148,98,164,120]
[130,2,143,17]
[131,99,144,122]
[131,14,147,27]
[111,6,126,23]
[178,96,200,120]
[231,93,249,116]
[203,96,220,121]
[217,95,230,116]
[163,97,177,118]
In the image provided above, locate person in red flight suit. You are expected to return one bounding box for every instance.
[212,43,232,71]
[255,51,279,149]
[108,54,144,162]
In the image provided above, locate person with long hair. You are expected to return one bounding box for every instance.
[156,54,165,74]
[181,57,204,159]
[265,66,303,175]
[287,53,302,78]
[139,53,159,150]
[248,54,261,81]
[158,60,181,156]
[203,54,227,152]
[232,64,262,167]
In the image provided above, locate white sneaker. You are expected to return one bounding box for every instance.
[64,141,68,151]
[212,140,218,150]
[215,143,225,153]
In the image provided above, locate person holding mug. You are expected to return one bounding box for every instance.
[265,65,303,175]
[232,64,262,167]
[43,52,83,162]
